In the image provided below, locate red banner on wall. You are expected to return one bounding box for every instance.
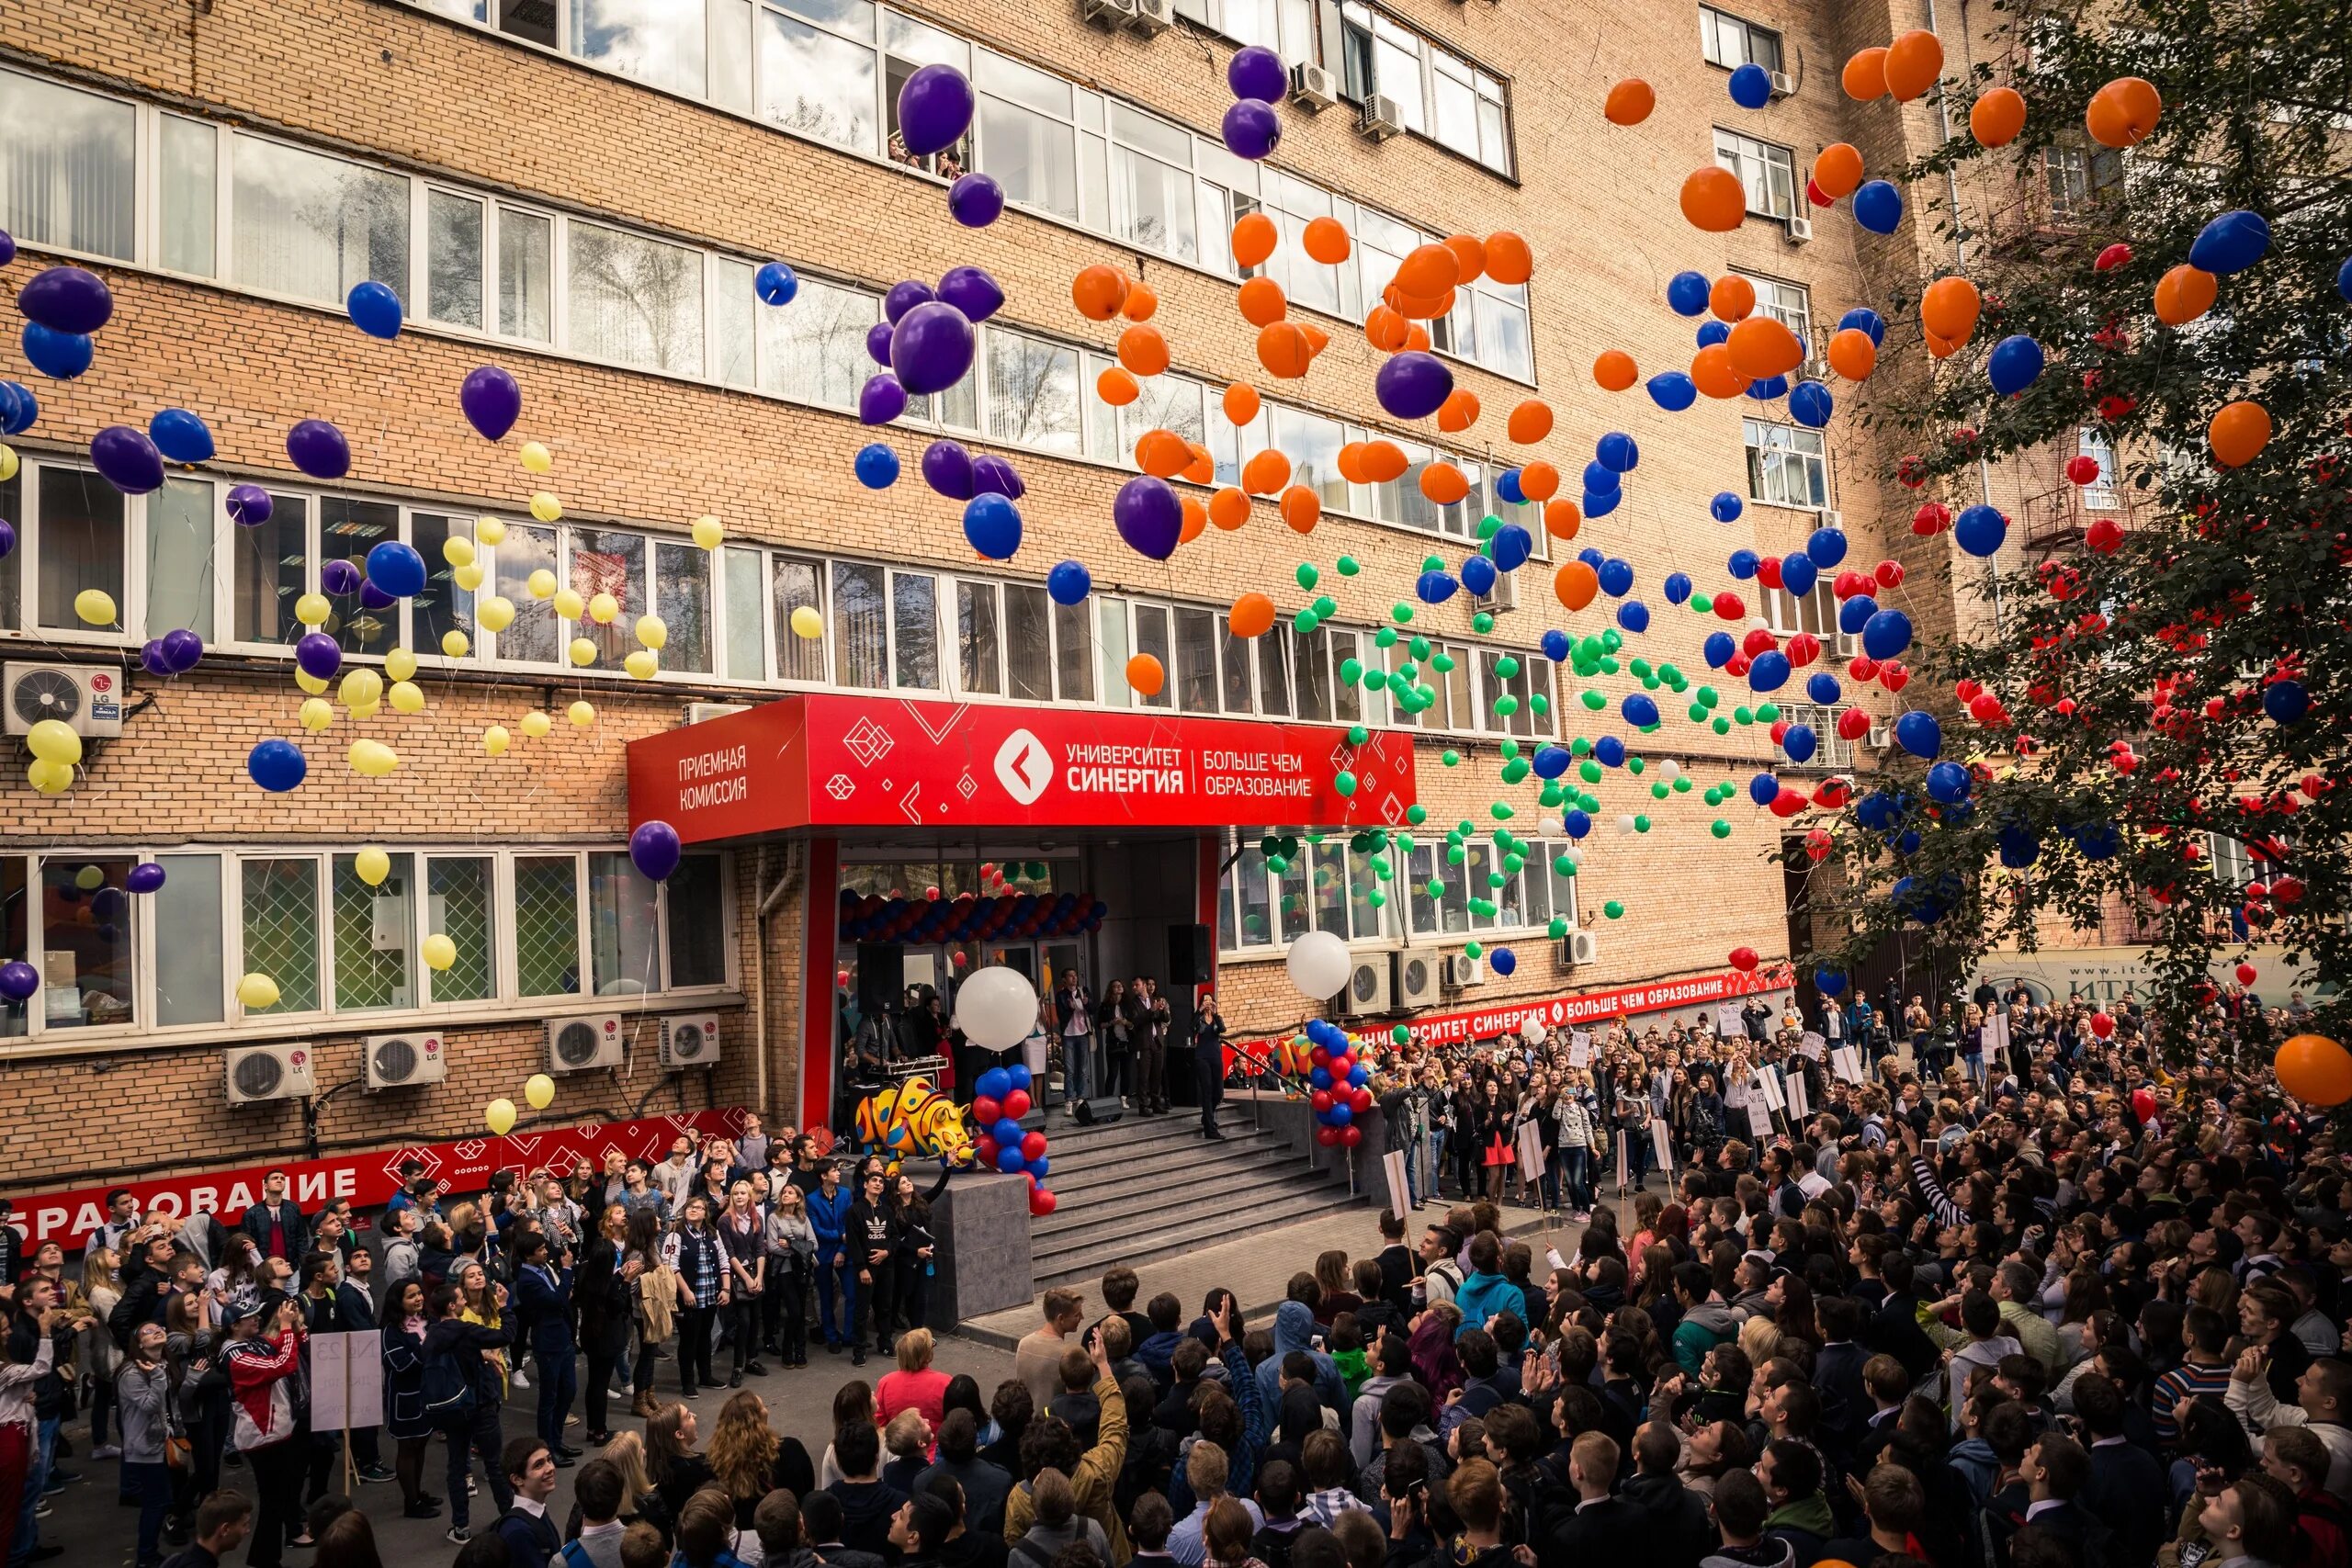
[6,1110,744,1254]
[627,694,1418,843]
[1343,963,1798,1051]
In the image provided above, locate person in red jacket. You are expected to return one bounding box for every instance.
[222,1292,308,1568]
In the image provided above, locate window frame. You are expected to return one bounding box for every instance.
[1713,126,1798,220]
[1698,6,1784,73]
[1742,417,1830,511]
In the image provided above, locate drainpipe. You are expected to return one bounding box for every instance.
[752,840,805,1116]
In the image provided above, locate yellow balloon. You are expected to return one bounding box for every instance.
[453,562,486,592]
[421,932,458,971]
[526,569,557,600]
[477,595,516,633]
[26,758,72,795]
[74,863,105,891]
[482,725,511,756]
[519,442,553,475]
[691,515,725,550]
[26,719,81,766]
[552,588,585,621]
[529,491,562,523]
[388,680,425,714]
[294,669,329,696]
[568,699,596,727]
[348,739,399,777]
[299,697,334,731]
[587,592,620,625]
[567,637,598,667]
[296,593,331,627]
[790,604,823,640]
[524,1073,557,1110]
[484,1098,517,1135]
[338,669,383,708]
[347,702,379,722]
[386,647,419,682]
[237,972,281,1010]
[441,629,471,658]
[74,589,118,626]
[0,445,17,483]
[355,847,391,887]
[475,516,507,547]
[635,615,668,650]
[441,536,477,569]
[520,711,552,738]
[624,649,660,680]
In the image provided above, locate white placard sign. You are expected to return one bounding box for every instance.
[1746,1099,1774,1138]
[1383,1149,1410,1223]
[1516,1121,1547,1182]
[1568,1038,1591,1069]
[1832,1046,1865,1085]
[1787,1071,1810,1121]
[308,1331,383,1432]
[1716,1004,1747,1038]
[1756,1070,1786,1112]
[1651,1118,1674,1174]
[1799,1031,1826,1059]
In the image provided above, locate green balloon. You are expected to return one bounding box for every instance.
[1496,655,1521,678]
[1489,800,1514,819]
[1538,782,1566,807]
[1711,819,1732,839]
[1651,782,1668,799]
[1374,626,1397,648]
[1339,557,1362,576]
[1688,703,1709,722]
[1442,750,1461,767]
[1409,636,1431,660]
[1634,815,1650,832]
[1672,776,1692,793]
[1600,630,1623,652]
[1578,760,1602,784]
[1603,900,1624,919]
[1446,844,1465,864]
[1757,703,1781,723]
[1699,686,1720,707]
[1500,758,1531,784]
[1477,513,1501,539]
[1581,690,1607,711]
[1464,939,1482,959]
[1547,916,1568,938]
[1314,595,1337,617]
[1267,854,1287,874]
[1368,889,1386,907]
[1472,612,1495,634]
[1347,724,1369,744]
[1494,695,1519,716]
[1735,705,1754,725]
[1421,555,1444,572]
[1499,739,1521,760]
[1599,656,1620,674]
[1713,716,1732,735]
[1627,757,1645,774]
[1431,652,1455,673]
[1406,804,1428,824]
[1340,657,1364,683]
[1363,669,1388,690]
[1691,592,1713,614]
[1425,879,1445,898]
[1292,608,1319,633]
[1295,563,1320,590]
[1334,770,1358,796]
[1532,694,1550,716]
[1552,854,1575,875]
[1570,738,1591,756]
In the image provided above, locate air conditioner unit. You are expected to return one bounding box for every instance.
[1769,70,1796,96]
[1820,509,1842,528]
[1288,62,1338,110]
[1443,952,1485,989]
[682,702,748,728]
[364,1032,446,1091]
[661,1011,724,1067]
[547,1012,626,1074]
[1078,0,1137,27]
[1128,0,1173,33]
[1569,930,1600,965]
[1339,953,1394,1016]
[1358,95,1402,141]
[1868,725,1893,750]
[6,662,124,739]
[1394,948,1442,1009]
[225,1042,315,1105]
[1471,573,1519,615]
[1785,215,1814,243]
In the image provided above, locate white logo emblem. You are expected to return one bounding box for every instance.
[994,729,1053,806]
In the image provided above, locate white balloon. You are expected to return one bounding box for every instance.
[1615,814,1638,836]
[1661,760,1682,780]
[954,965,1039,1052]
[1539,816,1564,836]
[1285,929,1352,999]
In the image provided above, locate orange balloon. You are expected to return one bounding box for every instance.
[1484,232,1532,287]
[1518,460,1560,502]
[1359,440,1409,484]
[1135,428,1190,479]
[1826,328,1878,381]
[1231,211,1278,268]
[1072,265,1128,321]
[1120,280,1159,322]
[1223,381,1261,425]
[1727,316,1804,380]
[1125,653,1167,696]
[1970,86,2026,147]
[1443,234,1487,286]
[1506,400,1554,445]
[1592,350,1637,391]
[1842,47,1888,101]
[1403,322,1431,353]
[1543,499,1581,541]
[1238,276,1288,328]
[1692,344,1747,399]
[1437,389,1481,434]
[1396,243,1461,298]
[2278,1034,2352,1106]
[1883,29,1943,102]
[1710,275,1757,322]
[1208,486,1251,530]
[1419,461,1470,505]
[2154,265,2216,326]
[1117,323,1170,377]
[1178,496,1206,545]
[1679,166,1747,232]
[1386,283,1455,321]
[1182,443,1214,485]
[1257,321,1313,378]
[1096,366,1140,407]
[2086,77,2160,148]
[2209,400,2271,468]
[1920,276,1982,342]
[1279,485,1322,534]
[1242,447,1293,496]
[1813,143,1864,200]
[1924,329,1959,360]
[1364,304,1410,352]
[1229,592,1276,639]
[1554,560,1599,611]
[1604,78,1655,125]
[1298,321,1330,358]
[1302,216,1351,265]
[1335,442,1368,485]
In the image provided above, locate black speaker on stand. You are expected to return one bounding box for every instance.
[854,942,904,1020]
[1167,922,1213,987]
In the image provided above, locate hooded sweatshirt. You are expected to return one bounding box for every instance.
[1765,1493,1837,1567]
[1254,1302,1349,1433]
[1672,1299,1744,1375]
[1701,1543,1796,1568]
[1452,1271,1528,1337]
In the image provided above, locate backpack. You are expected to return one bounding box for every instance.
[420,1339,476,1423]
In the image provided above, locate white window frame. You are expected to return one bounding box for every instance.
[1743,418,1829,510]
[1713,127,1797,220]
[1699,6,1783,73]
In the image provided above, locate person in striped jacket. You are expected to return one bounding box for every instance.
[222,1292,307,1568]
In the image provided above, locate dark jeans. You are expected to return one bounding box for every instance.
[858,1264,893,1349]
[1559,1146,1592,1211]
[895,1259,931,1335]
[243,1438,305,1568]
[816,1258,853,1347]
[728,1296,762,1373]
[1136,1036,1166,1107]
[676,1307,718,1392]
[583,1321,628,1435]
[766,1268,808,1359]
[441,1405,510,1532]
[533,1345,577,1448]
[125,1460,170,1566]
[630,1325,661,1396]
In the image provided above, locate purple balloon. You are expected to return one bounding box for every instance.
[1375,351,1453,422]
[897,63,976,158]
[1114,476,1183,561]
[0,960,38,1002]
[227,483,273,527]
[885,280,935,325]
[141,640,171,677]
[458,365,521,442]
[287,418,350,480]
[321,558,362,594]
[19,265,113,335]
[1227,45,1288,102]
[127,862,166,895]
[859,372,909,426]
[1221,98,1281,161]
[358,581,396,613]
[295,631,343,681]
[971,454,1024,501]
[865,320,896,367]
[922,440,975,501]
[948,174,1004,228]
[89,426,164,495]
[0,231,15,268]
[937,265,1004,323]
[889,301,976,396]
[629,818,684,882]
[161,627,205,674]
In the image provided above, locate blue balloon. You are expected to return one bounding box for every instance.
[1664,571,1693,604]
[964,494,1022,558]
[1703,631,1736,668]
[345,280,402,339]
[1583,488,1621,518]
[1780,554,1817,597]
[1577,547,1606,570]
[365,540,427,599]
[1563,810,1592,839]
[1748,650,1791,692]
[755,261,800,305]
[1749,773,1780,807]
[1489,946,1518,977]
[1647,372,1697,411]
[1805,672,1842,705]
[1893,709,1942,759]
[1046,559,1091,605]
[2265,680,2310,723]
[0,379,35,435]
[853,443,899,489]
[1326,1102,1351,1127]
[1789,379,1834,429]
[1782,725,1816,763]
[1532,745,1569,779]
[1746,376,1790,402]
[1728,62,1773,108]
[1953,503,2007,558]
[1806,527,1848,569]
[1618,600,1651,635]
[1598,558,1634,596]
[1667,271,1710,316]
[1491,524,1533,573]
[1347,1065,1369,1088]
[1541,630,1570,661]
[1594,736,1625,767]
[150,409,214,465]
[247,739,307,794]
[2189,210,2270,276]
[1855,793,1899,831]
[1838,307,1887,345]
[2074,821,2121,861]
[1596,433,1639,473]
[975,1067,1012,1100]
[1997,823,2040,868]
[1815,968,1848,997]
[1623,693,1659,727]
[996,1145,1027,1174]
[21,322,91,379]
[1711,491,1744,523]
[1696,320,1730,349]
[1852,181,1904,234]
[1416,570,1459,604]
[1582,460,1622,496]
[1460,555,1498,596]
[1839,594,1879,635]
[1024,1156,1050,1179]
[1728,548,1759,581]
[1926,761,1971,803]
[1861,608,1913,660]
[1494,468,1525,506]
[1987,334,2044,396]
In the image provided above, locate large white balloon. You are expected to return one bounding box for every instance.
[1285,929,1352,999]
[955,965,1039,1051]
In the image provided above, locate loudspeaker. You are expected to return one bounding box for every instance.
[855,943,903,1019]
[1072,1097,1125,1127]
[1167,923,1213,986]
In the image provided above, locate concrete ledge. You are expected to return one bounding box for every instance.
[930,1171,1034,1326]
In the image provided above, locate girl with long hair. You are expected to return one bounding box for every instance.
[718,1179,767,1387]
[706,1389,784,1529]
[378,1279,438,1518]
[668,1193,725,1397]
[625,1204,676,1418]
[643,1401,714,1522]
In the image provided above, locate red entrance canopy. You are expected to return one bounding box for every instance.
[626,693,1419,845]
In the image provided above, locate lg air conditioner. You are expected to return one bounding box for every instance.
[364,1032,446,1091]
[1079,0,1137,26]
[661,1012,724,1067]
[1358,95,1402,141]
[1568,930,1601,965]
[1394,948,1442,1009]
[682,702,748,728]
[225,1042,315,1105]
[6,662,124,739]
[1868,725,1894,750]
[1820,509,1843,527]
[547,1012,626,1074]
[1785,215,1815,243]
[1288,63,1338,111]
[1340,953,1393,1017]
[1444,952,1486,989]
[1769,70,1796,97]
[1128,0,1174,33]
[1471,573,1519,615]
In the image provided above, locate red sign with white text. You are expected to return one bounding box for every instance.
[6,1110,743,1254]
[1344,963,1798,1051]
[628,694,1418,843]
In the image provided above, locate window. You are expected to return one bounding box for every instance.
[760,1,879,152]
[986,330,1082,454]
[571,527,648,666]
[976,52,1081,223]
[668,853,729,987]
[500,0,559,45]
[574,0,709,97]
[1738,273,1813,364]
[1699,6,1782,73]
[38,855,134,1029]
[1337,5,1511,174]
[1053,597,1092,703]
[35,468,124,634]
[1176,0,1316,63]
[426,189,487,329]
[323,499,402,656]
[1174,606,1217,714]
[892,570,939,689]
[1250,173,1358,319]
[1776,702,1855,768]
[159,115,217,275]
[588,852,661,995]
[1271,405,1350,512]
[1109,104,1198,264]
[655,541,714,673]
[831,560,888,688]
[567,219,704,375]
[723,547,766,680]
[492,520,562,665]
[1096,597,1131,708]
[231,135,409,307]
[1133,603,1172,710]
[232,490,308,647]
[1005,582,1052,702]
[514,854,582,998]
[334,851,416,1010]
[883,13,974,175]
[2208,833,2254,889]
[956,579,1001,695]
[498,207,553,340]
[1218,620,1254,713]
[241,858,322,1015]
[154,855,226,1026]
[1713,127,1796,220]
[2076,427,2118,508]
[0,71,135,260]
[1761,581,1855,654]
[1744,418,1827,508]
[2043,143,2121,220]
[426,855,496,1003]
[145,479,216,641]
[761,274,875,412]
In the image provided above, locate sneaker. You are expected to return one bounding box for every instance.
[358,1462,394,1483]
[510,1370,530,1389]
[745,1361,768,1377]
[446,1526,473,1546]
[852,1347,867,1367]
[46,1468,80,1487]
[89,1444,122,1460]
[402,1501,444,1519]
[32,1497,51,1518]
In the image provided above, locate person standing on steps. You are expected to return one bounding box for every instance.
[1056,971,1093,1112]
[1193,993,1228,1141]
[1099,978,1132,1110]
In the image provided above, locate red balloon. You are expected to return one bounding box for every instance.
[1022,1131,1048,1160]
[1786,633,1822,667]
[1311,1089,1335,1112]
[1350,1087,1373,1113]
[974,1135,1000,1166]
[1001,1089,1032,1119]
[1880,663,1911,693]
[1770,788,1810,818]
[1742,627,1781,658]
[1804,829,1834,862]
[1715,592,1747,621]
[1875,559,1905,589]
[1729,946,1759,971]
[2131,1088,2156,1120]
[1329,1054,1353,1077]
[1340,1126,1363,1147]
[1837,706,1872,740]
[1756,556,1785,590]
[1316,1125,1340,1147]
[2236,964,2258,985]
[2091,1011,2116,1038]
[1028,1187,1057,1217]
[1309,1046,1331,1068]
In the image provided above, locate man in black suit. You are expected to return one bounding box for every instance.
[575,1201,639,1445]
[1623,1423,1714,1568]
[1812,1296,1872,1461]
[1544,1431,1644,1562]
[239,1170,309,1263]
[2074,1374,2164,1568]
[1865,1254,1943,1384]
[493,1437,561,1568]
[1851,1353,1910,1475]
[1822,1463,1928,1568]
[1990,1433,2111,1568]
